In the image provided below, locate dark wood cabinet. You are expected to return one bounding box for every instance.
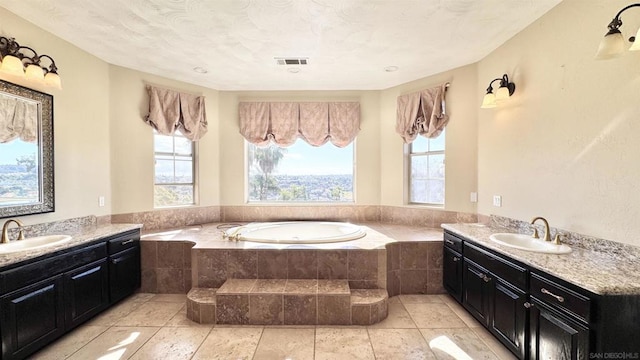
[63,259,109,330]
[443,246,463,302]
[0,229,140,360]
[109,247,140,304]
[462,258,491,326]
[0,276,65,360]
[443,229,640,360]
[529,297,589,360]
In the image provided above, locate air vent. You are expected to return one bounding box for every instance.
[275,57,308,65]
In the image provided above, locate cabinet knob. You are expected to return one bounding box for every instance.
[483,275,491,283]
[453,257,460,262]
[524,302,534,308]
[445,239,454,245]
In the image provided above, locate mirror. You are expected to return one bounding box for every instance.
[0,80,54,218]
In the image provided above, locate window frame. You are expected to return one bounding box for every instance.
[244,139,357,204]
[153,130,197,208]
[406,132,445,206]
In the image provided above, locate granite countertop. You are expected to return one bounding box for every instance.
[140,222,437,250]
[0,223,142,269]
[442,223,640,296]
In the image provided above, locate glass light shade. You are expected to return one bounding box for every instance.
[495,86,511,101]
[0,55,25,76]
[595,31,625,59]
[44,72,62,89]
[480,93,496,109]
[25,64,45,82]
[629,27,640,51]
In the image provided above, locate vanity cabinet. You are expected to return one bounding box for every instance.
[0,229,140,360]
[443,230,640,360]
[443,233,463,302]
[107,232,140,304]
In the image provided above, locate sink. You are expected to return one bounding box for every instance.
[0,235,73,254]
[489,233,572,254]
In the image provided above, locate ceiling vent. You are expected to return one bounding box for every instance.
[275,57,308,65]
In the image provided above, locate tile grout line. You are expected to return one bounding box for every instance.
[250,327,265,360]
[187,326,215,360]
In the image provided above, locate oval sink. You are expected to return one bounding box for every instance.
[489,233,572,254]
[0,235,73,254]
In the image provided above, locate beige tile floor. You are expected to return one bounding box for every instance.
[32,293,517,360]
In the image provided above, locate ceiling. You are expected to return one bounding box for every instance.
[0,0,561,91]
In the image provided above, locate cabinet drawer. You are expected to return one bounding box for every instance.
[444,232,463,253]
[0,242,107,295]
[530,272,591,323]
[107,232,139,255]
[465,242,527,290]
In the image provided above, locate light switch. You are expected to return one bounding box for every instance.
[470,192,478,203]
[99,196,105,207]
[493,195,502,207]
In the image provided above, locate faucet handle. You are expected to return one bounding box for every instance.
[532,228,539,239]
[553,233,563,245]
[17,229,25,240]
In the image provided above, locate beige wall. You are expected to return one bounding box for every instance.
[379,64,478,213]
[0,7,111,225]
[477,0,640,246]
[109,66,220,214]
[218,91,381,205]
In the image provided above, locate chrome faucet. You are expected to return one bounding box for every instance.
[530,217,551,242]
[1,219,25,244]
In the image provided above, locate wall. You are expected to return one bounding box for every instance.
[108,66,220,214]
[0,7,111,225]
[217,91,381,205]
[379,64,478,214]
[477,0,640,246]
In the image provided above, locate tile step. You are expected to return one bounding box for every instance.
[186,279,388,325]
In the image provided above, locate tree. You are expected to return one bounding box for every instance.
[330,185,343,201]
[248,144,287,200]
[16,154,36,173]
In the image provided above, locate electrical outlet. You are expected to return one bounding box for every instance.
[493,195,502,207]
[470,192,478,203]
[99,196,105,207]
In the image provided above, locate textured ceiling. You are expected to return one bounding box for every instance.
[0,0,561,90]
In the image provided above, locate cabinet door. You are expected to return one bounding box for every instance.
[0,276,65,360]
[462,259,490,326]
[63,259,109,330]
[529,297,589,360]
[490,277,527,360]
[443,246,463,303]
[109,246,140,304]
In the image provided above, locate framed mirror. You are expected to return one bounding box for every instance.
[0,80,54,218]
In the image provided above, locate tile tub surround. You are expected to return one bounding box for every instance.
[109,205,477,230]
[442,222,640,295]
[141,223,446,296]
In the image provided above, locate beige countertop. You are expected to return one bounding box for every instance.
[0,223,142,269]
[140,222,444,250]
[442,223,640,296]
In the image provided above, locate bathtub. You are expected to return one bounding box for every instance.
[223,221,366,244]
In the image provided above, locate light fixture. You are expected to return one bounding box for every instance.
[595,3,640,59]
[0,35,61,89]
[384,66,399,72]
[480,74,515,109]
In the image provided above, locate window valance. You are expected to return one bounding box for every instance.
[0,95,37,144]
[239,101,360,148]
[144,86,208,141]
[396,83,449,143]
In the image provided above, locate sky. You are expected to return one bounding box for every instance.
[0,140,38,165]
[271,139,353,176]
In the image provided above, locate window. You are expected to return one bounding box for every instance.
[154,130,195,207]
[408,131,445,205]
[247,139,354,202]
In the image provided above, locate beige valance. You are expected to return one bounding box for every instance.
[396,83,449,143]
[144,86,208,141]
[0,95,38,144]
[239,101,360,148]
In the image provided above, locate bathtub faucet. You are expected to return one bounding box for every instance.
[223,226,244,241]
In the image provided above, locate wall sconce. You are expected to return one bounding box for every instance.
[595,3,640,59]
[480,74,516,109]
[0,36,62,89]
